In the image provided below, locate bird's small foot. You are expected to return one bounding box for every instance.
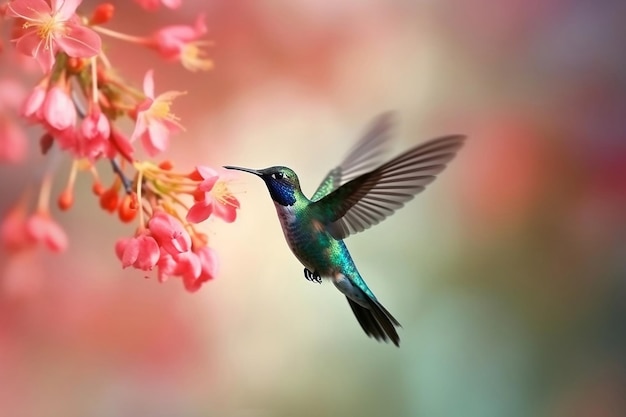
[303,268,322,284]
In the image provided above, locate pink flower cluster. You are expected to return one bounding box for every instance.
[0,0,237,292]
[116,211,217,292]
[1,198,68,253]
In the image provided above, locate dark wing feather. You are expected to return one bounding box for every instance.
[311,113,394,201]
[316,135,465,240]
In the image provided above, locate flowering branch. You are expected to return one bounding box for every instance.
[0,0,239,292]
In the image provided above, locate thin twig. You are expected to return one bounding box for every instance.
[110,158,133,194]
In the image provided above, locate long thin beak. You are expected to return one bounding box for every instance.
[223,166,262,176]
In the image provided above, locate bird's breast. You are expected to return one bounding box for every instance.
[273,203,340,274]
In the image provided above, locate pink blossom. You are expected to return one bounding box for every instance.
[79,108,111,160]
[0,78,27,111]
[187,166,240,223]
[6,0,102,72]
[186,246,218,292]
[172,251,202,288]
[0,116,28,163]
[156,245,217,292]
[149,14,212,72]
[0,202,35,251]
[156,250,177,283]
[25,211,68,252]
[0,79,28,162]
[134,0,181,11]
[21,84,46,121]
[42,86,76,131]
[148,211,191,255]
[53,127,79,152]
[130,70,185,156]
[115,232,160,271]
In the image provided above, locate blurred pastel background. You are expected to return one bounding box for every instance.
[1,0,626,416]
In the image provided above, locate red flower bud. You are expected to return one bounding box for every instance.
[58,189,74,211]
[90,3,115,25]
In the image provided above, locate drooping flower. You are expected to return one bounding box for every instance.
[0,200,35,251]
[148,14,213,72]
[130,70,185,156]
[186,245,218,291]
[0,78,28,162]
[115,232,160,271]
[187,166,240,223]
[6,0,102,72]
[0,116,28,162]
[21,84,47,121]
[171,251,202,287]
[133,0,181,11]
[0,78,27,111]
[79,107,111,160]
[147,210,191,255]
[42,85,76,131]
[25,211,68,252]
[155,245,218,292]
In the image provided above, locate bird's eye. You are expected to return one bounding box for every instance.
[272,172,284,180]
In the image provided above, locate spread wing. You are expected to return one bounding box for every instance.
[311,112,394,201]
[314,134,465,240]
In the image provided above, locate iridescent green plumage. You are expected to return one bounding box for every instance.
[225,113,465,346]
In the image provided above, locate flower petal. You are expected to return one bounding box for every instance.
[143,69,155,98]
[121,239,139,268]
[161,0,182,9]
[0,117,29,163]
[143,121,170,156]
[14,30,56,72]
[186,201,213,223]
[6,0,51,20]
[213,198,238,223]
[53,0,81,19]
[130,113,148,143]
[198,176,218,192]
[196,165,217,180]
[42,86,76,131]
[56,24,102,58]
[134,235,160,270]
[148,211,192,255]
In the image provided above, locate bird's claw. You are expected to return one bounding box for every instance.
[303,268,322,284]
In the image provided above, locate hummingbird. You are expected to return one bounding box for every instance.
[225,113,464,346]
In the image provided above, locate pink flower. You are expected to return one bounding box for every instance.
[53,126,79,151]
[79,108,111,160]
[115,232,160,271]
[21,84,46,121]
[0,78,28,162]
[0,78,27,111]
[134,0,181,11]
[148,211,191,255]
[0,201,35,251]
[156,245,218,292]
[42,86,76,131]
[130,70,185,156]
[187,166,240,223]
[172,251,202,287]
[6,0,102,72]
[25,211,68,252]
[149,14,213,72]
[0,116,28,163]
[156,250,177,282]
[186,246,218,292]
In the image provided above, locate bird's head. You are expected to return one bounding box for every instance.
[224,165,302,207]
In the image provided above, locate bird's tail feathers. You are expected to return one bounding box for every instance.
[347,296,401,347]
